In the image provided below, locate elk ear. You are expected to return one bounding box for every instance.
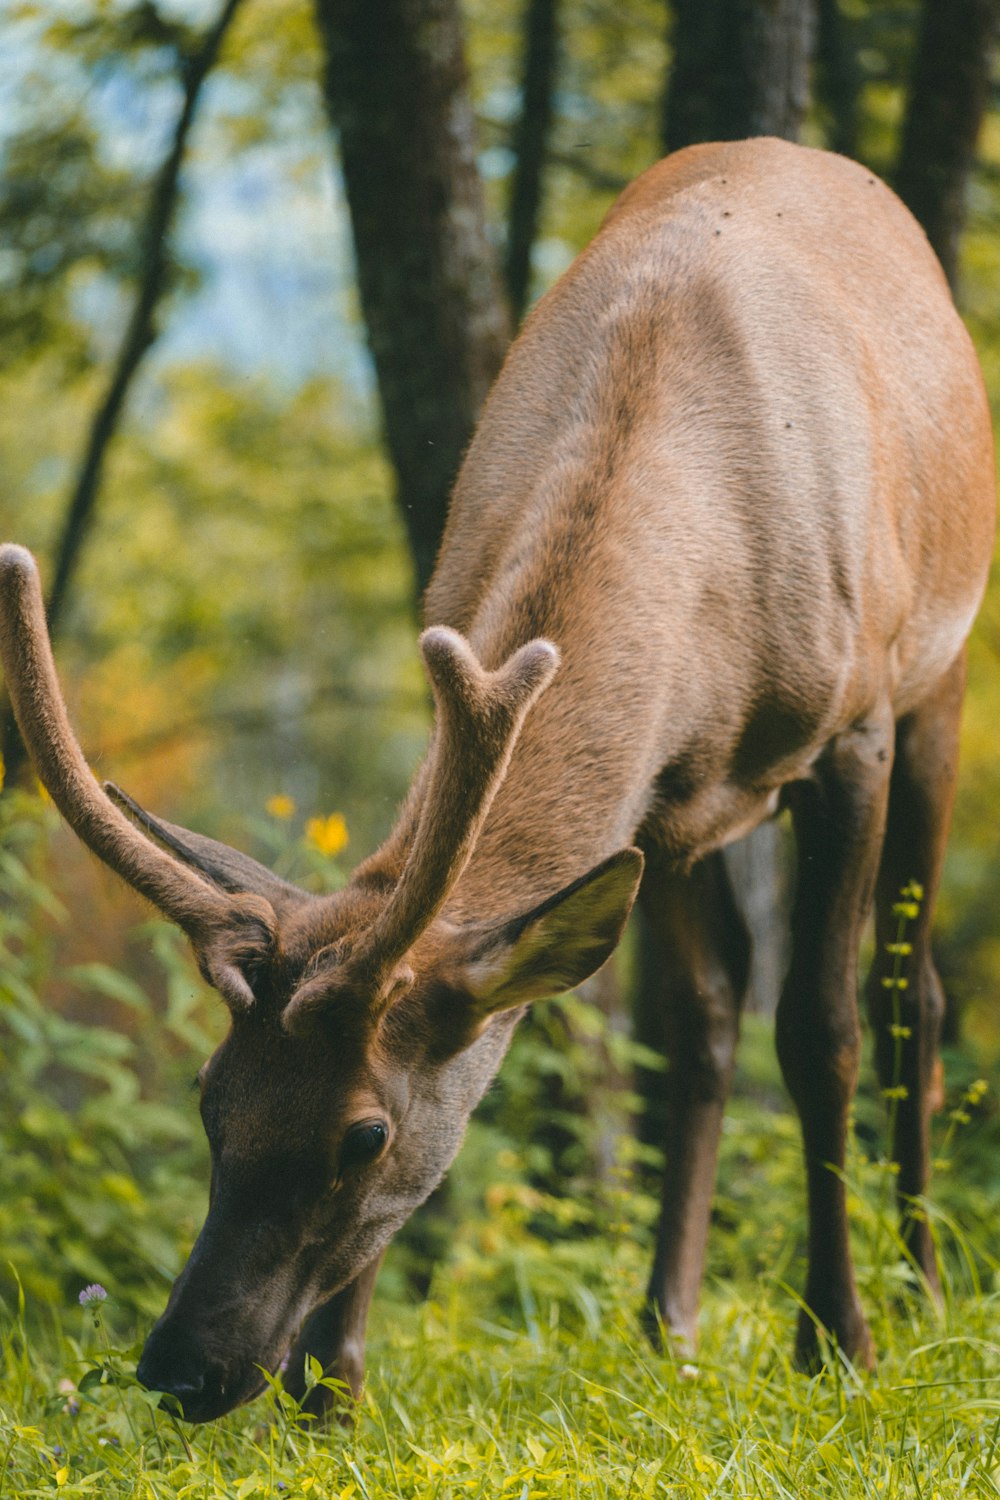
[106,783,310,915]
[455,848,644,1016]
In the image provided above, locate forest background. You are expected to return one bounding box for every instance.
[3,0,1000,1496]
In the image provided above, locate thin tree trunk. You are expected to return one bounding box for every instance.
[894,0,999,1043]
[814,0,862,158]
[894,0,1000,292]
[505,0,561,326]
[312,0,509,595]
[478,114,628,196]
[312,0,512,1290]
[663,0,817,152]
[1,0,244,788]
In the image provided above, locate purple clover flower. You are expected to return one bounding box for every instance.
[78,1284,107,1306]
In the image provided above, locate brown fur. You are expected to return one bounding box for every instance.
[0,138,994,1418]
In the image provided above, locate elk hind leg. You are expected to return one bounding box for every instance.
[864,653,966,1299]
[639,850,750,1355]
[775,705,894,1369]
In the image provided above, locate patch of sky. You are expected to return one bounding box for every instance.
[5,0,559,401]
[481,82,519,124]
[3,2,375,397]
[93,60,182,176]
[162,133,373,393]
[107,59,376,393]
[0,8,79,139]
[480,145,515,181]
[532,237,575,283]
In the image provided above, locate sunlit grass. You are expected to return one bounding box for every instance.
[3,796,1000,1496]
[4,1153,1000,1499]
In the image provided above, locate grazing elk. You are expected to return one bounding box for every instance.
[0,138,994,1422]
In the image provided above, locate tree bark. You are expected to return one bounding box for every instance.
[312,0,510,595]
[894,0,1000,292]
[1,0,244,788]
[311,0,513,1288]
[663,0,817,151]
[894,0,1000,1040]
[814,0,861,159]
[505,0,561,326]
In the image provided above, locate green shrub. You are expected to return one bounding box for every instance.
[2,793,1000,1497]
[0,791,213,1321]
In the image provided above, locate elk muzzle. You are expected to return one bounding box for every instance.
[136,1200,312,1422]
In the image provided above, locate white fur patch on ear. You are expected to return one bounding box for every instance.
[379,963,415,1009]
[464,847,644,1014]
[463,947,524,1002]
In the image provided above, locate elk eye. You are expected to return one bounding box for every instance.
[339,1120,388,1172]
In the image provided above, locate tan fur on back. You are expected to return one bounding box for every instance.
[425,138,995,916]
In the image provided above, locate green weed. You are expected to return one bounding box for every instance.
[2,797,1000,1497]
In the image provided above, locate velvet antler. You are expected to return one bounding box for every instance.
[282,627,558,1031]
[0,545,275,1009]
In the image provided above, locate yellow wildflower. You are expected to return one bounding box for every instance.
[306,812,349,858]
[266,793,296,820]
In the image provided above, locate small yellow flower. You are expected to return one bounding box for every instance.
[266,793,296,820]
[306,812,349,858]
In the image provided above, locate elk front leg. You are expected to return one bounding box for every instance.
[776,707,894,1369]
[283,1253,383,1422]
[639,851,750,1355]
[865,653,965,1297]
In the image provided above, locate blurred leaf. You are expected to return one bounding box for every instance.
[63,964,151,1015]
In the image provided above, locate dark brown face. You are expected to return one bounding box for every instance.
[135,986,515,1423]
[0,551,642,1424]
[133,841,642,1422]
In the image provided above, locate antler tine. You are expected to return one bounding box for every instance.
[0,545,238,941]
[344,626,559,999]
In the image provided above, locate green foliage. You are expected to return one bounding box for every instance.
[1,803,1000,1495]
[0,792,369,1324]
[2,1064,1000,1496]
[0,359,425,860]
[3,2,1000,1493]
[71,365,424,853]
[0,112,142,368]
[0,792,211,1318]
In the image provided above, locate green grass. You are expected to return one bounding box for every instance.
[3,1262,1000,1498]
[4,796,1000,1497]
[4,1105,1000,1500]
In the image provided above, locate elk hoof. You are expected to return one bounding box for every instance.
[793,1304,875,1373]
[639,1297,696,1363]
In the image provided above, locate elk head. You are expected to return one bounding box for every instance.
[0,544,642,1421]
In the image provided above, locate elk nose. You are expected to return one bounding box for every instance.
[136,1345,206,1412]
